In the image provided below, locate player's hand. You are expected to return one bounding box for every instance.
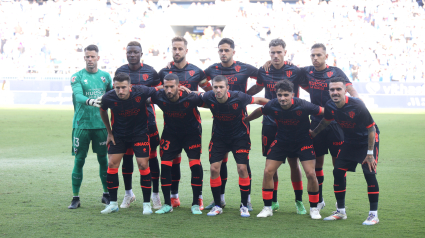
[86,98,101,108]
[95,96,102,105]
[263,60,272,71]
[179,85,191,94]
[166,61,173,69]
[309,129,316,138]
[362,154,376,172]
[285,60,293,66]
[107,133,116,146]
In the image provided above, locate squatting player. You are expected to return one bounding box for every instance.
[158,36,212,209]
[244,80,323,219]
[149,73,204,215]
[68,44,113,209]
[99,72,158,214]
[203,38,259,211]
[115,41,162,209]
[202,75,269,217]
[248,39,307,213]
[310,77,380,225]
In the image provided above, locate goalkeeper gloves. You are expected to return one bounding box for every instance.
[86,96,102,108]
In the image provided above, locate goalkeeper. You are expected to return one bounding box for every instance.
[68,45,113,209]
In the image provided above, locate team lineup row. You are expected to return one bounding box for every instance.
[69,37,380,225]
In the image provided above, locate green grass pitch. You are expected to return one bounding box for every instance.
[0,108,424,237]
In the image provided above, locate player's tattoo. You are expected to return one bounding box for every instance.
[367,126,376,150]
[311,118,331,137]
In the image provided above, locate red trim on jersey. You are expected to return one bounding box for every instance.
[129,88,132,92]
[227,92,231,97]
[366,122,376,129]
[291,98,294,104]
[179,91,183,97]
[326,64,329,69]
[241,111,250,135]
[141,63,144,67]
[345,96,349,103]
[150,104,156,119]
[153,82,162,87]
[250,76,257,80]
[346,83,352,86]
[250,97,254,104]
[316,107,323,115]
[111,111,115,126]
[193,108,202,124]
[100,108,106,111]
[256,82,264,87]
[324,118,334,121]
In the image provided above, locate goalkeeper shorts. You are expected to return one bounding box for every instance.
[71,128,108,156]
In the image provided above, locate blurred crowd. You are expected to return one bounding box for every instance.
[0,0,424,82]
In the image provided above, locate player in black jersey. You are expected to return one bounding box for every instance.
[148,73,205,215]
[115,41,162,210]
[203,75,269,218]
[248,39,307,213]
[299,43,360,210]
[310,77,380,225]
[203,38,259,211]
[158,37,211,209]
[99,72,158,214]
[244,79,323,219]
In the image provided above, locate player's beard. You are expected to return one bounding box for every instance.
[167,91,178,100]
[220,57,231,64]
[86,62,96,71]
[173,55,185,64]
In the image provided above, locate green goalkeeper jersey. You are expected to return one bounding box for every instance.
[71,68,113,129]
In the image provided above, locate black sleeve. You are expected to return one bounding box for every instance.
[335,68,352,86]
[256,69,264,86]
[204,67,212,81]
[151,69,161,87]
[323,101,334,121]
[192,93,204,107]
[261,101,273,115]
[302,99,321,116]
[150,91,160,104]
[357,101,375,128]
[101,94,110,111]
[239,92,254,107]
[158,69,165,85]
[247,64,258,79]
[296,67,310,89]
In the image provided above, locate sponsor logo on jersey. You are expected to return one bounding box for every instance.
[135,96,141,103]
[189,144,201,150]
[300,144,313,151]
[274,111,278,115]
[143,74,149,80]
[337,120,356,128]
[163,102,166,106]
[189,70,195,76]
[333,141,344,146]
[134,142,149,146]
[277,119,300,125]
[74,148,78,154]
[349,111,355,118]
[118,108,140,117]
[71,76,76,83]
[184,101,189,108]
[84,79,88,84]
[114,102,118,107]
[310,71,313,74]
[211,104,214,109]
[226,76,238,84]
[286,71,292,77]
[101,76,106,83]
[235,65,241,72]
[99,141,107,146]
[236,149,249,153]
[327,72,333,78]
[332,110,334,115]
[232,103,238,110]
[296,110,302,116]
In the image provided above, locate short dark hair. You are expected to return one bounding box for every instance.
[164,73,179,84]
[330,77,345,85]
[218,38,234,49]
[269,39,286,49]
[275,79,293,93]
[311,43,326,51]
[172,36,188,46]
[127,41,142,49]
[84,44,98,53]
[212,75,228,86]
[113,72,131,83]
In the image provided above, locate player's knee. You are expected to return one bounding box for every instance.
[305,170,316,181]
[272,171,278,180]
[210,164,220,176]
[236,164,248,176]
[333,168,346,179]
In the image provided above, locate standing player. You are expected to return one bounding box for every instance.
[149,73,204,215]
[301,44,360,210]
[99,72,158,214]
[244,80,323,219]
[158,36,211,209]
[202,75,269,217]
[310,78,380,225]
[247,39,307,214]
[203,38,258,211]
[115,41,162,209]
[68,44,113,209]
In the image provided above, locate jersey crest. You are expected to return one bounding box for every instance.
[296,110,302,116]
[235,65,241,72]
[184,101,190,108]
[143,74,149,80]
[327,72,333,78]
[286,71,292,77]
[232,103,238,110]
[349,111,355,118]
[101,76,106,83]
[135,96,141,103]
[189,70,195,76]
[71,76,76,83]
